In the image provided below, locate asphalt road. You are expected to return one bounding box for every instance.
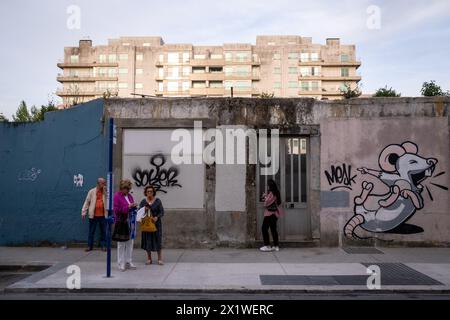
[1,291,450,300]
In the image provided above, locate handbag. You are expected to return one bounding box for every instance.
[112,220,130,242]
[141,214,157,233]
[267,201,278,212]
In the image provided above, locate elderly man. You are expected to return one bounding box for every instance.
[81,178,107,252]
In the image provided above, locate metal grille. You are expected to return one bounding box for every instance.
[260,263,443,286]
[342,247,384,254]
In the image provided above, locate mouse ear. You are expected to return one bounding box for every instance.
[401,141,418,154]
[379,144,406,172]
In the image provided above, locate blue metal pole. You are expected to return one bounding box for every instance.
[106,118,114,278]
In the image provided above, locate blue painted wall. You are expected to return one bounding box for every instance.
[0,99,107,245]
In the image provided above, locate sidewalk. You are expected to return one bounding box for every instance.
[1,246,450,294]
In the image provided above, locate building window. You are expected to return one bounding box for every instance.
[143,43,151,47]
[122,43,130,46]
[341,54,349,62]
[273,81,281,89]
[182,66,191,76]
[234,80,251,90]
[236,52,250,62]
[118,82,128,89]
[224,52,233,62]
[182,52,190,63]
[159,54,164,62]
[158,67,164,78]
[341,68,349,77]
[300,67,310,76]
[311,81,319,91]
[167,81,179,91]
[311,53,319,61]
[157,81,163,91]
[209,81,223,88]
[119,68,128,74]
[288,52,298,60]
[236,66,250,76]
[192,81,206,88]
[136,68,143,75]
[288,81,299,88]
[194,54,206,60]
[211,54,223,59]
[300,53,309,62]
[167,53,179,64]
[273,53,281,60]
[210,67,223,73]
[119,54,128,61]
[135,83,143,89]
[108,68,117,77]
[301,81,309,91]
[108,54,117,63]
[136,54,143,61]
[168,66,179,78]
[224,66,233,76]
[70,55,79,63]
[182,81,190,91]
[192,67,206,74]
[99,54,106,63]
[288,67,297,74]
[312,67,320,76]
[273,67,281,74]
[267,42,276,46]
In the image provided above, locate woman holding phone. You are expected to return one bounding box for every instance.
[139,185,165,265]
[113,179,138,271]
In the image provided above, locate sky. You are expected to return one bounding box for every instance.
[0,0,449,118]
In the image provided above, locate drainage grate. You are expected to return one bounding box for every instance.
[361,263,443,286]
[260,263,443,286]
[342,247,384,254]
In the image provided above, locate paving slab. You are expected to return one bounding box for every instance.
[2,247,450,294]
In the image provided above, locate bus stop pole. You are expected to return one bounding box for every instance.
[106,118,115,278]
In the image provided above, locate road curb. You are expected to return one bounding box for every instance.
[4,287,450,295]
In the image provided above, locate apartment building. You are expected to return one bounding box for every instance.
[56,35,361,107]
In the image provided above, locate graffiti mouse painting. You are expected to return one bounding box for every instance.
[344,141,447,239]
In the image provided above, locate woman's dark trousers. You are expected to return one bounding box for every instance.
[262,214,279,246]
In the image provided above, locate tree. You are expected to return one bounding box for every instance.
[0,113,7,122]
[12,100,58,122]
[421,80,448,96]
[30,102,58,122]
[340,83,361,99]
[259,91,275,99]
[374,86,401,97]
[12,101,31,122]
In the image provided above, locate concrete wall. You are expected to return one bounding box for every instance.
[106,96,449,247]
[0,100,107,245]
[1,96,449,247]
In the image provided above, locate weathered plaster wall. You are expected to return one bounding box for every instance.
[1,96,448,247]
[0,100,108,245]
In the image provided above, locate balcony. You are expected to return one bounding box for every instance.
[57,61,119,68]
[223,73,260,80]
[322,75,362,81]
[56,88,118,97]
[190,87,225,96]
[298,73,322,80]
[224,58,261,66]
[298,88,323,96]
[322,60,361,68]
[190,59,225,67]
[190,72,225,81]
[57,73,118,82]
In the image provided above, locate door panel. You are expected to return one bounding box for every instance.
[256,136,311,241]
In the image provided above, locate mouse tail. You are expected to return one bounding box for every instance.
[344,214,365,239]
[344,214,394,243]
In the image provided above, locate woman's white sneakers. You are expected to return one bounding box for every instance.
[259,246,280,252]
